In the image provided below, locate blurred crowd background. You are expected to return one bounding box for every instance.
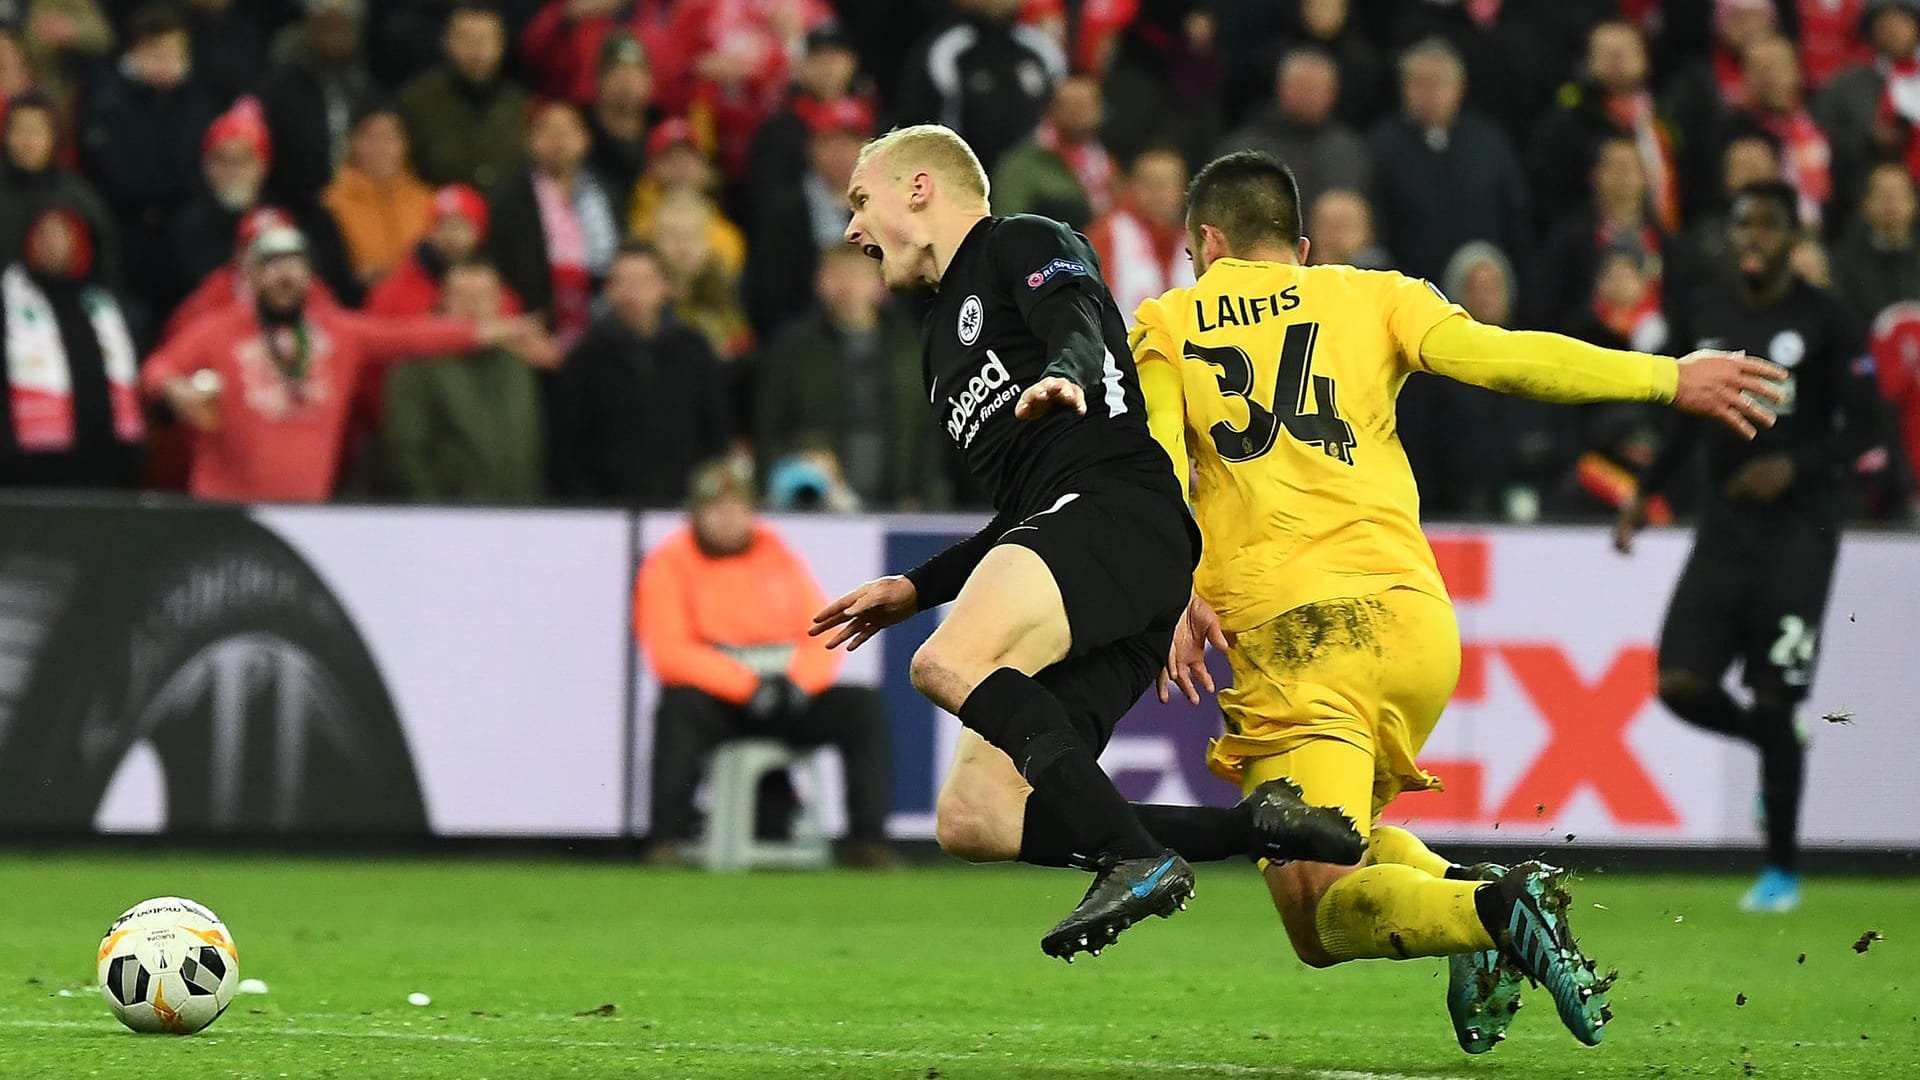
[1,0,1918,522]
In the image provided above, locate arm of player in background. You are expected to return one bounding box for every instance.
[901,511,1015,611]
[1800,312,1887,484]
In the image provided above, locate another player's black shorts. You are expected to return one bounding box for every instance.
[995,475,1198,751]
[1657,519,1839,704]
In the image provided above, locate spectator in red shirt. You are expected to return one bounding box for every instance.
[366,183,522,318]
[519,0,676,109]
[143,223,551,503]
[1869,298,1920,497]
[662,0,833,182]
[637,457,893,865]
[169,97,360,314]
[1796,0,1873,90]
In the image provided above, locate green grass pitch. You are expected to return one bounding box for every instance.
[1,853,1913,1079]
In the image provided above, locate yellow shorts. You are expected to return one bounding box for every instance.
[1208,587,1461,837]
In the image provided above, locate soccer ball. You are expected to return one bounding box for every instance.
[96,897,239,1035]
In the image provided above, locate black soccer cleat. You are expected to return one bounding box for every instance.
[1040,850,1194,962]
[1486,861,1615,1046]
[1241,778,1366,864]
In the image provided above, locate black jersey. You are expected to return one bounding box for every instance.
[920,214,1174,519]
[1647,277,1880,534]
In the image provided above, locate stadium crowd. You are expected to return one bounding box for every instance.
[0,0,1917,521]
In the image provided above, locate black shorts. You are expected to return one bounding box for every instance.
[1657,523,1838,704]
[994,476,1197,751]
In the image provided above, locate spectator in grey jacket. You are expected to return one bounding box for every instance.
[1366,37,1529,284]
[1217,46,1370,214]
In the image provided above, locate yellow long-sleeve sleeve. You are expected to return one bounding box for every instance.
[1413,317,1679,405]
[1137,355,1191,501]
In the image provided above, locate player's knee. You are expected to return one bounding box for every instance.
[1657,670,1708,710]
[909,640,976,713]
[933,794,1013,863]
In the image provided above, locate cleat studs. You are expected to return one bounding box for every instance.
[1078,934,1088,947]
[1493,1033,1506,1044]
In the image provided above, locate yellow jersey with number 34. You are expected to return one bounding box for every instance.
[1129,258,1468,634]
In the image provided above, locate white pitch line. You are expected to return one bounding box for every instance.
[0,1019,1474,1079]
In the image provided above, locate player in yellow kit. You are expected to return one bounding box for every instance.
[1129,152,1786,1053]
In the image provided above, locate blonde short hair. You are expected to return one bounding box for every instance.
[855,124,991,204]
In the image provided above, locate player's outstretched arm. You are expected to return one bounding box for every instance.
[1416,318,1786,437]
[1157,592,1230,706]
[1670,348,1791,439]
[809,576,918,653]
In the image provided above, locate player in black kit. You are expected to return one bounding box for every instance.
[810,125,1362,960]
[1615,180,1883,913]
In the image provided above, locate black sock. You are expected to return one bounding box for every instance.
[1019,788,1095,869]
[1753,702,1805,872]
[1472,882,1505,940]
[1133,804,1253,862]
[960,668,1160,863]
[1660,682,1755,742]
[1021,795,1251,867]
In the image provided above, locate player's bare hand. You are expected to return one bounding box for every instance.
[809,575,918,652]
[1158,594,1230,705]
[1015,377,1087,420]
[1612,495,1650,555]
[1724,452,1795,503]
[1673,349,1787,439]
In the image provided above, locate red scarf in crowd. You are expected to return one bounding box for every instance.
[1605,90,1682,233]
[1756,107,1833,225]
[1879,57,1920,181]
[1713,46,1749,108]
[1088,203,1194,320]
[1034,121,1115,218]
[4,264,144,452]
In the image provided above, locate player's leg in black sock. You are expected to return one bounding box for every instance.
[1017,788,1092,868]
[1021,791,1252,865]
[1132,804,1254,862]
[960,668,1161,863]
[1656,670,1755,742]
[1752,696,1805,872]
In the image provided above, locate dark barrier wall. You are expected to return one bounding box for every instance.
[0,501,428,835]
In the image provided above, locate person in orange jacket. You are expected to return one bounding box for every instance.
[635,458,894,866]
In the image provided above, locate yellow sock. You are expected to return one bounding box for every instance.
[1367,824,1454,877]
[1312,864,1496,961]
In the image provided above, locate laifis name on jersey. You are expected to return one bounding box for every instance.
[1191,285,1301,332]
